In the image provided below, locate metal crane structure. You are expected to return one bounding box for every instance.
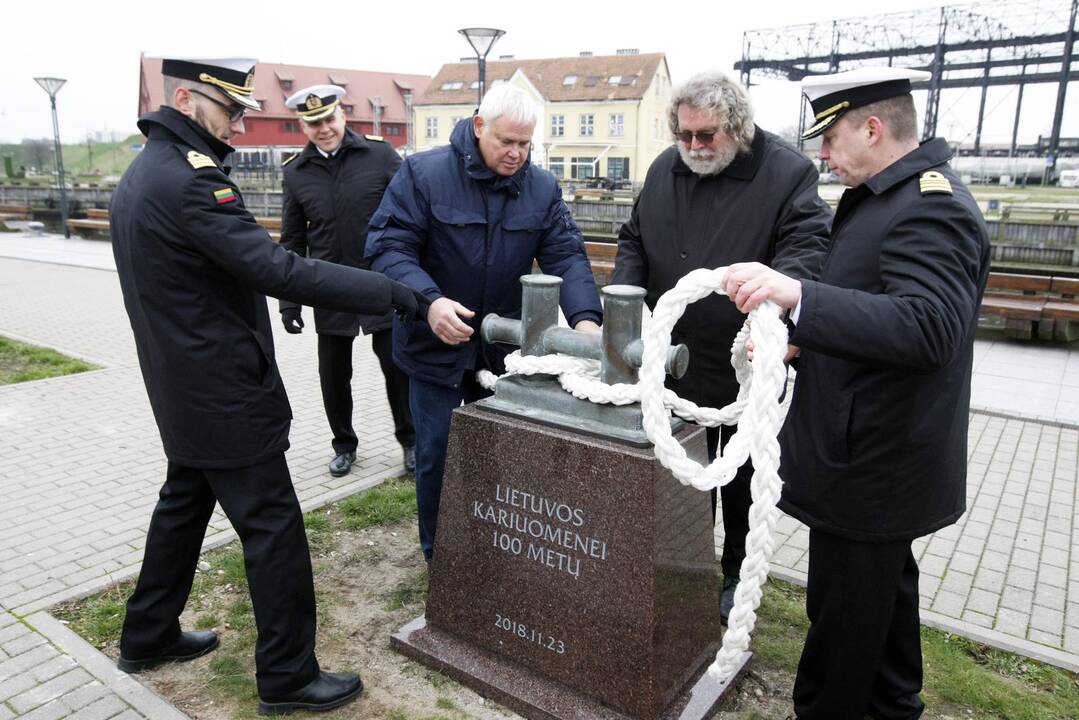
[736,0,1078,181]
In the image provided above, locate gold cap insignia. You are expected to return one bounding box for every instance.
[919,170,953,195]
[186,150,216,169]
[306,94,323,110]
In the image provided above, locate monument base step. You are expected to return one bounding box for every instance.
[391,615,751,720]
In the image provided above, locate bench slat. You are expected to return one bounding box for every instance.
[987,272,1052,292]
[979,295,1045,321]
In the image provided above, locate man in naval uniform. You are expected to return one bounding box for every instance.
[278,84,416,478]
[110,56,423,716]
[723,67,990,719]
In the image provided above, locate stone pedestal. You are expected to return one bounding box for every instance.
[392,404,749,719]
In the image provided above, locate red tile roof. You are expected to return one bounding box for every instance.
[138,55,430,123]
[418,53,666,106]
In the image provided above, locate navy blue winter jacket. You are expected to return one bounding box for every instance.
[365,118,602,388]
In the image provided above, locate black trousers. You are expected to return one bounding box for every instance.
[119,455,320,697]
[318,329,414,455]
[706,424,753,579]
[793,530,925,720]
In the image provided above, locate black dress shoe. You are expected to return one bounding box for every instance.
[720,575,739,626]
[328,451,356,477]
[117,630,218,672]
[403,445,416,473]
[258,670,363,715]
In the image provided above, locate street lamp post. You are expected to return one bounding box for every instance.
[458,28,506,108]
[34,77,70,238]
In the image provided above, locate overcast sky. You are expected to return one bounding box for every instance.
[3,0,1076,146]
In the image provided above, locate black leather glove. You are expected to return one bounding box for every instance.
[389,281,431,322]
[281,307,304,334]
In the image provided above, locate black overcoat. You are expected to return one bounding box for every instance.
[110,108,395,469]
[781,139,991,541]
[278,129,402,335]
[611,127,832,408]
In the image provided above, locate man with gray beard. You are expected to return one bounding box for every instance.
[612,70,831,623]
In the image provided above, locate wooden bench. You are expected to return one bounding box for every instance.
[979,272,1079,340]
[0,203,32,223]
[66,218,111,236]
[86,208,110,219]
[585,240,617,286]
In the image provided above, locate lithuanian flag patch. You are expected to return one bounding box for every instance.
[213,187,238,204]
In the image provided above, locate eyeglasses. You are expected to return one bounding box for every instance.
[190,89,246,123]
[675,129,718,144]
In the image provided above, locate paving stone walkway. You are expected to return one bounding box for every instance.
[0,233,1076,718]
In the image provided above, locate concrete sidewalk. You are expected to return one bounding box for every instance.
[0,232,1076,719]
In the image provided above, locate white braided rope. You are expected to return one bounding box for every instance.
[639,267,788,682]
[476,266,788,684]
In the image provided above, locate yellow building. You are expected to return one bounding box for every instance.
[413,51,672,185]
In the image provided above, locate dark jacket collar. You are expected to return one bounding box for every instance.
[449,116,527,195]
[864,138,953,195]
[671,124,765,181]
[295,128,365,167]
[137,106,234,167]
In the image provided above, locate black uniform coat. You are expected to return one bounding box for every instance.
[611,127,832,408]
[781,139,991,542]
[278,129,402,336]
[110,107,395,469]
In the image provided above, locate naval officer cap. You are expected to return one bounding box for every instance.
[160,56,262,111]
[285,85,347,123]
[800,66,930,140]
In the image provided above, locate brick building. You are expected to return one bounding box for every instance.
[138,55,430,151]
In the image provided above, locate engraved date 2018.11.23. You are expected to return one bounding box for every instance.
[494,613,566,655]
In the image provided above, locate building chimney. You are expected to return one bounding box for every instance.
[579,51,593,57]
[616,48,640,56]
[498,55,515,60]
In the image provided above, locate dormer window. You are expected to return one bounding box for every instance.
[563,75,578,86]
[608,75,622,85]
[440,81,464,90]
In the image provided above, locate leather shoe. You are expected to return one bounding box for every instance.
[117,630,218,672]
[403,445,416,473]
[720,575,739,626]
[258,670,363,715]
[328,451,356,477]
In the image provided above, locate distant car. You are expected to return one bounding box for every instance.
[818,171,839,184]
[1058,169,1079,187]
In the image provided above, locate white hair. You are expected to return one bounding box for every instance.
[478,83,539,128]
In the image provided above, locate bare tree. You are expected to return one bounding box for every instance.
[21,138,52,173]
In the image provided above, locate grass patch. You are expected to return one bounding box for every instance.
[303,509,333,550]
[194,613,219,630]
[0,336,95,385]
[53,580,132,649]
[338,475,417,530]
[383,567,428,611]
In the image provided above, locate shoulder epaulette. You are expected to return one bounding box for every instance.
[364,134,385,142]
[282,153,298,167]
[185,150,217,170]
[919,170,953,196]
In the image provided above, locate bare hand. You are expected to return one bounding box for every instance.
[574,319,601,334]
[722,262,802,313]
[428,297,475,345]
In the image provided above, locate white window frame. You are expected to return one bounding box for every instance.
[609,113,624,137]
[551,114,564,137]
[425,116,438,139]
[580,114,594,137]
